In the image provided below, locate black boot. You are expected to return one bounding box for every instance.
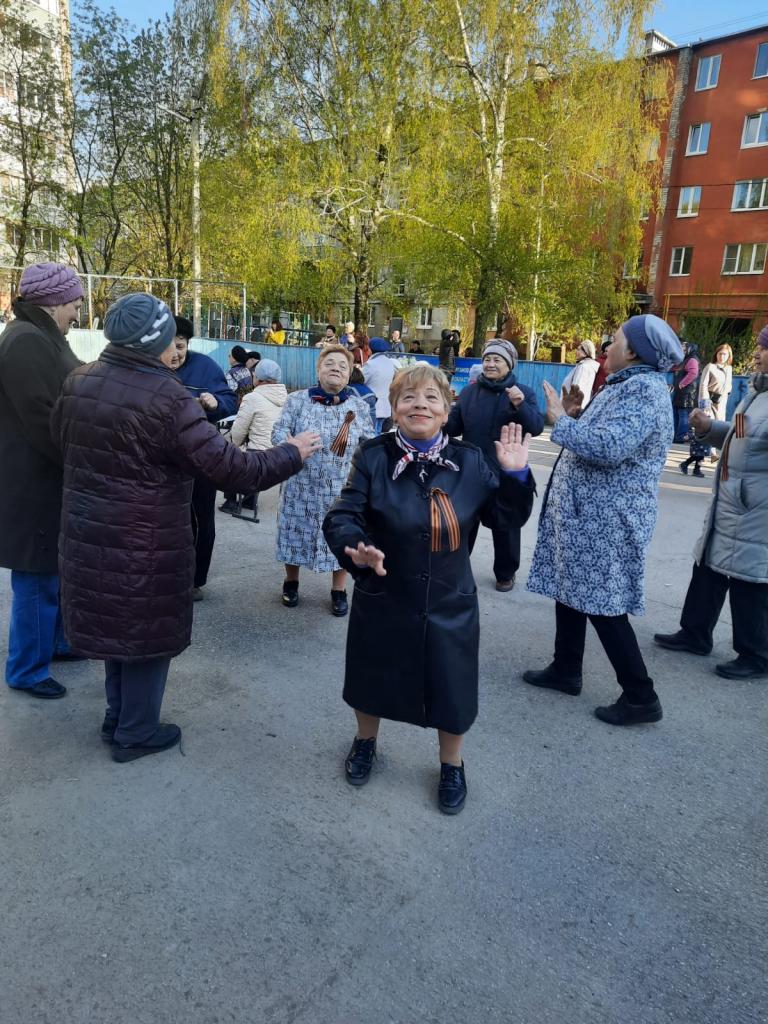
[331,589,348,617]
[282,580,299,608]
[679,458,690,475]
[692,463,705,478]
[594,693,662,726]
[438,761,467,815]
[522,662,582,696]
[344,736,377,786]
[112,723,182,763]
[653,629,711,655]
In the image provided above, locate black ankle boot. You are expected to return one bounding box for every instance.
[679,459,690,475]
[282,580,299,607]
[438,761,467,815]
[692,464,704,478]
[331,589,348,617]
[345,736,377,786]
[522,662,582,696]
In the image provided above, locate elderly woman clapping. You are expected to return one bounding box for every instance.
[272,345,375,615]
[524,314,684,726]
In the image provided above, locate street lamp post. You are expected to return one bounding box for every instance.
[157,102,202,338]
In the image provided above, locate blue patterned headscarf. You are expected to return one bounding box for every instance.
[622,315,683,373]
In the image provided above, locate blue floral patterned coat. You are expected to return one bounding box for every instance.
[527,364,673,616]
[272,390,375,572]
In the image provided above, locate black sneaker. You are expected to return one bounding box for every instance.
[653,630,711,656]
[344,736,377,786]
[522,663,582,696]
[112,724,182,763]
[101,715,118,744]
[331,589,348,617]
[714,657,768,680]
[282,580,299,607]
[594,694,662,726]
[438,761,467,815]
[16,678,67,699]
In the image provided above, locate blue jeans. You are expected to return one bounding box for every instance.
[674,408,690,442]
[6,571,69,688]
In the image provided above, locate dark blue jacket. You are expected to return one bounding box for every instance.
[446,372,544,471]
[176,350,237,422]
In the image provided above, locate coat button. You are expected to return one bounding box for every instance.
[420,572,429,581]
[421,492,430,500]
[419,611,428,620]
[419,532,429,541]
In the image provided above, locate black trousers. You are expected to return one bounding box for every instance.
[105,655,171,744]
[468,523,521,582]
[681,561,768,668]
[554,601,656,704]
[191,476,218,587]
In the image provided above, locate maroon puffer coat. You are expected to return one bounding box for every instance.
[51,344,302,661]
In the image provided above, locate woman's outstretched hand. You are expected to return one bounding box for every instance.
[345,541,387,576]
[286,431,323,461]
[542,380,566,422]
[494,423,531,473]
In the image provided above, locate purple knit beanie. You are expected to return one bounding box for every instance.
[18,263,84,306]
[757,325,768,349]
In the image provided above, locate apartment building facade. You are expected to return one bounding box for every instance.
[640,25,768,341]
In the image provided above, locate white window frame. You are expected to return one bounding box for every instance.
[754,42,768,79]
[367,304,376,329]
[742,112,768,149]
[686,123,710,156]
[670,246,693,277]
[732,179,768,212]
[417,306,433,328]
[695,55,721,91]
[677,186,702,218]
[395,280,406,297]
[721,243,767,276]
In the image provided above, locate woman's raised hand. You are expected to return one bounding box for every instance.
[344,541,387,576]
[542,379,565,422]
[286,431,323,461]
[494,422,530,473]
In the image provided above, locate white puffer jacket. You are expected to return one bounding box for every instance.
[230,383,288,450]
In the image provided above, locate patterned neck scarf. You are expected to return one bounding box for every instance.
[309,385,351,405]
[391,429,459,481]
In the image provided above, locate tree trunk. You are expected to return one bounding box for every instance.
[472,263,498,355]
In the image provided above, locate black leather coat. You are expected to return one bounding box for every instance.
[323,433,535,733]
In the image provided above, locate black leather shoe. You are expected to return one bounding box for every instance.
[282,580,299,607]
[653,630,711,656]
[345,736,377,785]
[523,663,582,696]
[101,715,118,744]
[331,589,348,617]
[112,724,181,763]
[17,678,67,699]
[594,694,663,725]
[715,657,768,680]
[218,499,238,513]
[438,761,467,815]
[495,576,516,592]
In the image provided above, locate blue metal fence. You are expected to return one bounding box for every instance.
[67,330,749,419]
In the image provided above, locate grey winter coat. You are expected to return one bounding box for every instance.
[693,373,768,584]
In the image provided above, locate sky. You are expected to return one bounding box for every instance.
[93,0,768,45]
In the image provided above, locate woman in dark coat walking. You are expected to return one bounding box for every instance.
[52,293,320,763]
[446,338,543,591]
[323,363,534,814]
[0,262,84,699]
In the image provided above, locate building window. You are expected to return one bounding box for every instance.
[670,246,693,277]
[722,243,767,275]
[5,223,60,253]
[417,306,433,328]
[695,55,720,91]
[686,123,710,156]
[368,304,376,328]
[742,112,768,148]
[755,42,768,79]
[732,179,768,211]
[395,280,406,297]
[677,186,702,217]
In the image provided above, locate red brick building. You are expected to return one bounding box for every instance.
[639,25,768,343]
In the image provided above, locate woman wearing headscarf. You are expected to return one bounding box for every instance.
[52,293,320,762]
[525,314,684,726]
[560,340,600,408]
[323,363,535,814]
[272,345,375,616]
[446,338,543,591]
[655,327,768,680]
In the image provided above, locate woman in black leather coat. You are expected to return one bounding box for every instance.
[323,363,534,815]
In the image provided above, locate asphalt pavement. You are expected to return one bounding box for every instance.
[0,437,765,1024]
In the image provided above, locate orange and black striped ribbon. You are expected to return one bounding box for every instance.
[330,411,356,457]
[430,488,461,553]
[719,412,746,482]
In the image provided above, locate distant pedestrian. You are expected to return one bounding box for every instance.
[698,343,733,421]
[225,344,254,400]
[525,314,684,726]
[0,262,84,699]
[349,366,377,428]
[263,319,286,346]
[672,342,701,442]
[390,328,405,353]
[323,363,534,814]
[362,337,396,433]
[592,337,613,396]
[438,329,459,381]
[655,328,768,680]
[560,340,599,409]
[409,340,422,354]
[339,321,356,349]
